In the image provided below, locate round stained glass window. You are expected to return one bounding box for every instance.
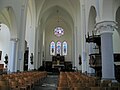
[54,26,64,37]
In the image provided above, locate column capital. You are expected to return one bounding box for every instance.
[10,38,19,42]
[95,21,117,34]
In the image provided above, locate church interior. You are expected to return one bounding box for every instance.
[0,0,120,90]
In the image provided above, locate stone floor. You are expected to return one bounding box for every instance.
[33,75,59,90]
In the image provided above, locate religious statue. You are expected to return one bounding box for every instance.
[79,55,82,65]
[4,54,8,68]
[30,53,33,64]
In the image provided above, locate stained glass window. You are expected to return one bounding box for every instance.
[50,41,67,55]
[54,26,64,37]
[63,41,67,55]
[50,41,55,55]
[56,41,61,55]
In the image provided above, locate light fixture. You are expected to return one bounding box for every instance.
[54,9,64,37]
[0,22,1,30]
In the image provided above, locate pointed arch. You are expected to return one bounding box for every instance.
[113,6,120,53]
[88,6,97,35]
[63,41,67,55]
[50,41,55,55]
[0,7,17,38]
[116,7,120,34]
[56,41,61,55]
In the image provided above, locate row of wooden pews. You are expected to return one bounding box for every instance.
[0,64,7,75]
[58,72,120,90]
[0,71,47,90]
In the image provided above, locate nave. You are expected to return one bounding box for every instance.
[34,74,58,90]
[0,71,120,90]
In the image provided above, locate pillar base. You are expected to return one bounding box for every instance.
[101,78,118,83]
[112,80,118,83]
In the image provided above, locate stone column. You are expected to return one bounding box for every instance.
[95,21,116,81]
[73,25,81,71]
[9,38,19,72]
[34,26,39,69]
[81,4,87,73]
[74,26,78,69]
[17,5,27,71]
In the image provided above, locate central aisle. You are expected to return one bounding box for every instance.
[34,74,59,90]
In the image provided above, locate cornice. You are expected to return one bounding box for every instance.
[95,21,118,34]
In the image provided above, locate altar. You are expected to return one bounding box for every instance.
[43,54,72,72]
[52,64,65,71]
[52,54,65,70]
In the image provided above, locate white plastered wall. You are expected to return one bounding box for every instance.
[0,0,29,72]
[0,24,10,68]
[25,0,36,70]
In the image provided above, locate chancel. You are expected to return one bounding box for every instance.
[52,54,65,71]
[0,0,120,90]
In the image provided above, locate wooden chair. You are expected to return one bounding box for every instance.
[10,80,20,90]
[90,87,105,90]
[100,80,111,87]
[74,87,90,90]
[104,87,118,90]
[18,79,27,90]
[57,87,73,90]
[0,80,10,90]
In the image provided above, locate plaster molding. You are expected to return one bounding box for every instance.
[95,21,117,34]
[10,38,19,42]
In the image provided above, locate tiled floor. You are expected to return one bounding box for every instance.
[33,75,58,90]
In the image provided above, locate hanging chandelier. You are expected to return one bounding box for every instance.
[54,10,64,37]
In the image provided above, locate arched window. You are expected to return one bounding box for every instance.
[63,41,67,55]
[50,41,55,55]
[56,41,61,55]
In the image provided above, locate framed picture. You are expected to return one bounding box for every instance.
[0,51,2,60]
